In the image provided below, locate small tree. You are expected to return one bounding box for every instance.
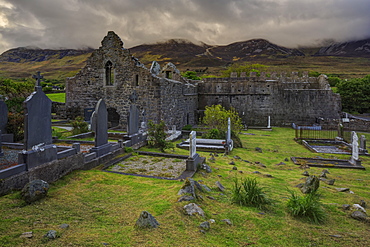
[71,116,89,135]
[202,105,243,147]
[147,120,174,152]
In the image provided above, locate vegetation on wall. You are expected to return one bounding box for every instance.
[220,63,268,77]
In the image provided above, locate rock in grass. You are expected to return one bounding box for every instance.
[135,211,160,229]
[21,179,49,203]
[199,221,210,230]
[302,171,310,176]
[183,203,205,217]
[336,188,350,192]
[178,195,195,202]
[20,232,33,238]
[300,175,320,194]
[255,147,263,153]
[351,211,368,222]
[44,230,58,239]
[216,181,225,192]
[59,224,69,229]
[222,219,233,226]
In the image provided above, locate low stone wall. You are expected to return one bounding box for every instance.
[320,118,370,132]
[0,148,126,196]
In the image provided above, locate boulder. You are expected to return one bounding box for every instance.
[21,179,49,203]
[183,203,205,217]
[351,211,368,222]
[135,211,160,228]
[44,230,58,239]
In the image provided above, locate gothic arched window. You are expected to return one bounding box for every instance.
[105,61,114,86]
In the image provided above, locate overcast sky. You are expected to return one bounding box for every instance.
[0,0,369,53]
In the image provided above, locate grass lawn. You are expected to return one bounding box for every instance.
[1,127,369,246]
[46,93,66,103]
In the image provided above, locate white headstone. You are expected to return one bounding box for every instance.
[352,131,359,161]
[227,118,231,142]
[267,116,271,128]
[189,131,196,158]
[172,125,176,134]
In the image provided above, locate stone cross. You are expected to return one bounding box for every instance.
[351,131,359,161]
[189,131,196,158]
[32,71,43,91]
[267,116,271,128]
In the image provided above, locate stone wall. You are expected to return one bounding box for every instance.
[199,73,341,126]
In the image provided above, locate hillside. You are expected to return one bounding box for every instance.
[314,38,370,57]
[0,38,369,81]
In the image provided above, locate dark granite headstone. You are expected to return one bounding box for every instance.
[0,99,8,133]
[84,108,95,122]
[127,104,139,136]
[90,99,112,157]
[24,76,52,150]
[0,130,3,157]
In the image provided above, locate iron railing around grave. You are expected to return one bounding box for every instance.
[295,128,352,142]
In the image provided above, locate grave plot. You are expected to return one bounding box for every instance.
[106,155,186,179]
[302,140,351,154]
[291,157,365,170]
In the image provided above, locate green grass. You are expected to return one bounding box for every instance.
[1,127,370,246]
[46,93,66,103]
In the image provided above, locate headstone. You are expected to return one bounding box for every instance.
[360,135,366,151]
[342,113,350,123]
[24,72,53,150]
[90,99,112,157]
[18,72,58,168]
[0,130,3,157]
[250,72,257,77]
[337,123,344,139]
[240,72,246,78]
[189,131,196,159]
[186,131,202,171]
[230,72,238,78]
[225,118,233,153]
[349,131,360,165]
[140,109,147,130]
[127,91,140,136]
[84,108,95,122]
[0,97,8,133]
[172,125,176,134]
[260,72,267,78]
[267,116,271,128]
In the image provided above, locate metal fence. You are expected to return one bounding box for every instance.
[295,128,353,142]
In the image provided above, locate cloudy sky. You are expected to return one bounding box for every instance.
[0,0,369,53]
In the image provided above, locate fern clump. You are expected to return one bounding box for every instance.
[231,177,272,209]
[286,190,326,224]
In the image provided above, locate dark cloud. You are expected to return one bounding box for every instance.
[0,0,369,53]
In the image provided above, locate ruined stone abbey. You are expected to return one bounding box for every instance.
[66,31,341,129]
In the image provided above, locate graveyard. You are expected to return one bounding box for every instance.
[0,32,369,246]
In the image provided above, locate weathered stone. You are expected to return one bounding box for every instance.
[353,204,366,213]
[183,203,205,217]
[320,172,327,178]
[135,211,160,228]
[233,155,241,160]
[350,211,368,222]
[178,195,195,202]
[320,178,335,185]
[59,224,69,229]
[360,200,367,208]
[342,204,351,210]
[20,232,33,238]
[322,169,330,174]
[222,219,233,226]
[44,230,58,239]
[178,178,197,198]
[216,181,225,192]
[300,175,320,194]
[253,171,261,174]
[336,188,350,192]
[206,196,216,200]
[201,164,212,173]
[229,161,235,165]
[255,147,263,153]
[232,166,238,170]
[21,179,49,203]
[199,221,210,231]
[302,171,310,176]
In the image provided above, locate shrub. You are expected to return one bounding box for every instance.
[182,124,192,131]
[6,112,24,141]
[147,120,174,152]
[71,116,89,135]
[286,190,326,224]
[231,177,272,209]
[202,128,223,139]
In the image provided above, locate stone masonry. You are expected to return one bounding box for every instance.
[66,31,341,129]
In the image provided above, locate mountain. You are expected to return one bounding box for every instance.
[0,46,94,63]
[129,38,304,67]
[314,38,370,57]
